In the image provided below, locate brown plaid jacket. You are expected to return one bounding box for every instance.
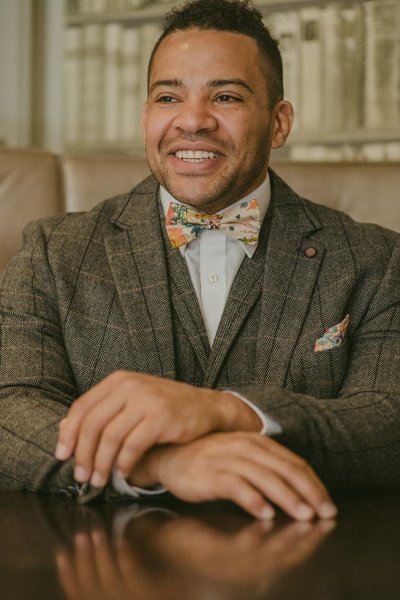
[0,170,399,496]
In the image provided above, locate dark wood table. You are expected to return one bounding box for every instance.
[1,490,399,600]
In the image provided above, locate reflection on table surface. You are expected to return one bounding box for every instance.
[1,491,400,600]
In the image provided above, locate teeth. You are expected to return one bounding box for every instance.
[175,150,218,160]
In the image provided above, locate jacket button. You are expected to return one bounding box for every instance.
[304,247,317,258]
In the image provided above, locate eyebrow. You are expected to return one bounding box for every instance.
[207,79,254,94]
[149,78,254,95]
[149,79,183,94]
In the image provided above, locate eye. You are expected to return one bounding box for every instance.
[156,95,179,104]
[215,94,242,103]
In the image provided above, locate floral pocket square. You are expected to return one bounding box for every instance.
[314,315,350,353]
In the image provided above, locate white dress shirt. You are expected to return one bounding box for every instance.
[160,177,270,345]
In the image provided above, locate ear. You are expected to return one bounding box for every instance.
[270,100,294,149]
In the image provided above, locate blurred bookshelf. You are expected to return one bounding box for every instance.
[61,0,400,161]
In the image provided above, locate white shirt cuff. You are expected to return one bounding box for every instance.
[225,390,283,436]
[112,469,167,498]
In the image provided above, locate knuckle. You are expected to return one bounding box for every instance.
[80,420,98,438]
[110,370,131,388]
[234,437,258,455]
[70,399,85,417]
[121,439,142,457]
[200,456,220,475]
[218,475,237,498]
[247,496,267,516]
[295,457,309,470]
[101,428,120,446]
[289,456,310,473]
[111,369,127,380]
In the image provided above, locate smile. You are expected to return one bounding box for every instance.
[174,150,220,162]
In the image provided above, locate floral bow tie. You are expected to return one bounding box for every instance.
[166,199,261,249]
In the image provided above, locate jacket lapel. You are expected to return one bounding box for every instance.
[104,177,176,380]
[205,170,325,388]
[255,171,325,386]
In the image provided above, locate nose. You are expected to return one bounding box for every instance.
[172,97,218,134]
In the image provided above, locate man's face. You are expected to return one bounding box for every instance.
[142,29,290,213]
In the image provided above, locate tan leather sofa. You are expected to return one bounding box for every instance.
[1,147,399,273]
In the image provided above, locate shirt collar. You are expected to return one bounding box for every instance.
[160,173,271,258]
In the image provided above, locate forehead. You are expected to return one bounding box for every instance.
[150,29,264,85]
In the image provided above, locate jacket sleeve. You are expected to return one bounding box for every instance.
[0,218,79,494]
[0,218,148,503]
[230,240,400,491]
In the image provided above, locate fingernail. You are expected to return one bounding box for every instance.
[74,465,88,482]
[90,471,104,487]
[260,506,275,520]
[55,443,69,460]
[319,501,338,520]
[296,503,314,521]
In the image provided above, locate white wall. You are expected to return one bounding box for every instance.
[0,0,65,150]
[0,0,33,146]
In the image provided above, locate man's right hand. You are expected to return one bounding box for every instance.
[129,432,337,522]
[55,371,261,488]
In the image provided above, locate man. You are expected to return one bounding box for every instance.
[1,0,399,521]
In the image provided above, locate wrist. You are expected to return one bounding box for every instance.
[127,448,164,487]
[216,391,263,432]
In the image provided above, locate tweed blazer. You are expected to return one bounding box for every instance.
[0,170,399,496]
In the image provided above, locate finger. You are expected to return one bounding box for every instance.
[266,457,336,519]
[72,401,137,484]
[213,471,276,521]
[116,536,157,597]
[55,383,111,461]
[56,550,81,600]
[114,419,159,479]
[90,529,125,600]
[163,518,273,565]
[233,459,317,521]
[283,465,336,519]
[227,432,328,495]
[263,520,335,569]
[241,437,336,519]
[88,414,148,487]
[73,532,102,599]
[214,446,316,520]
[264,437,330,497]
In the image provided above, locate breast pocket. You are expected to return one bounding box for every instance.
[302,343,350,398]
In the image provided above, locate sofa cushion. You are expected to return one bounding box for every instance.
[0,148,62,272]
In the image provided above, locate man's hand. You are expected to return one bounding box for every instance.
[55,371,261,487]
[130,432,337,521]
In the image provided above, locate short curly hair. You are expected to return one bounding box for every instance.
[147,0,283,107]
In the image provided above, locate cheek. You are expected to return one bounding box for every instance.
[145,109,175,146]
[220,111,262,145]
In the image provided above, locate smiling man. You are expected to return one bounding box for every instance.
[1,0,399,521]
[143,28,281,213]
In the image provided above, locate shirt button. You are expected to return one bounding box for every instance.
[208,272,219,284]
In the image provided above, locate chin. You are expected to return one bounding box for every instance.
[164,181,212,206]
